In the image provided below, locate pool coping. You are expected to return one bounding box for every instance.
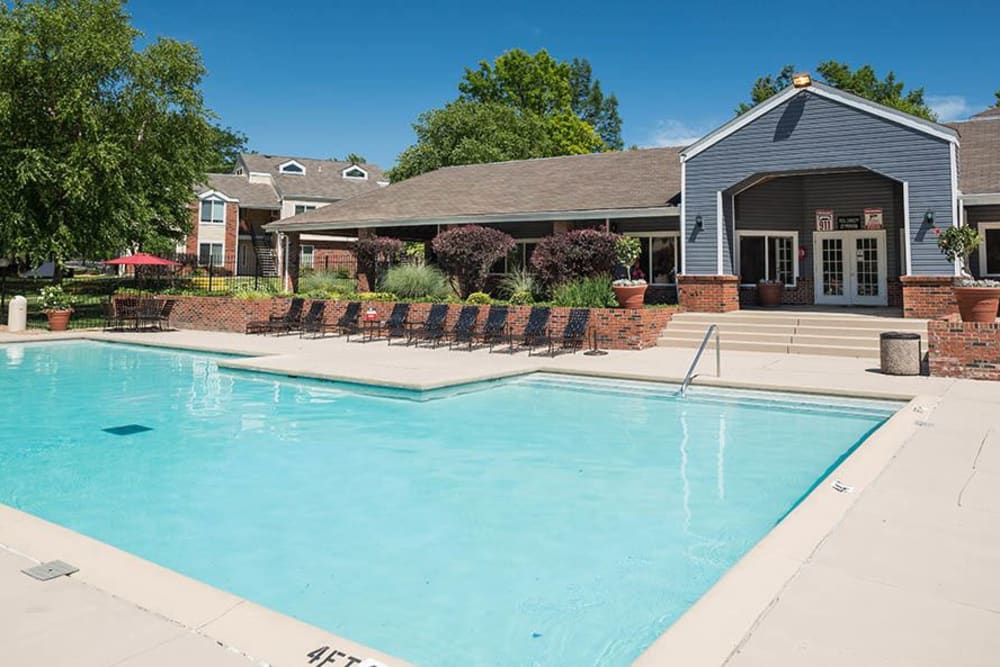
[1,333,931,666]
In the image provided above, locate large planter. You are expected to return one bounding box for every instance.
[954,287,1000,323]
[46,309,73,331]
[613,284,647,308]
[757,281,784,307]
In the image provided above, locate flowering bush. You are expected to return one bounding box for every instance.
[39,285,73,311]
[431,225,514,298]
[531,229,618,287]
[353,237,405,289]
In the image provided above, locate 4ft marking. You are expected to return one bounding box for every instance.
[306,646,362,666]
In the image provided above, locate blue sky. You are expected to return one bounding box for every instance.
[131,0,999,170]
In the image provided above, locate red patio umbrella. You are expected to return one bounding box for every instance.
[103,253,181,267]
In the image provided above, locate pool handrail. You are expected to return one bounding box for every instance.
[680,324,720,396]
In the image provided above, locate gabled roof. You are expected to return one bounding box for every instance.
[947,112,1000,195]
[266,147,683,232]
[681,81,959,160]
[194,174,281,210]
[237,154,386,201]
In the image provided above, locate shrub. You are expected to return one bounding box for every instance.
[298,270,356,294]
[431,225,515,298]
[466,291,492,305]
[498,268,537,302]
[356,291,398,301]
[381,263,452,300]
[39,285,73,310]
[938,225,982,276]
[353,237,404,289]
[531,229,618,287]
[508,289,534,305]
[551,276,616,308]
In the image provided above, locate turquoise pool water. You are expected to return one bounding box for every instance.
[0,341,899,666]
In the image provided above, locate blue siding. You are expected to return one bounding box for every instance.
[684,91,955,275]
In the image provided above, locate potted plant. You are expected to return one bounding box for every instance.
[39,284,74,331]
[757,279,784,307]
[612,236,647,308]
[938,226,1000,323]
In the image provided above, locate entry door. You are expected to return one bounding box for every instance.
[813,231,887,306]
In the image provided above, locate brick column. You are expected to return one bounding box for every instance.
[677,275,740,312]
[224,202,239,272]
[286,232,301,293]
[901,275,957,319]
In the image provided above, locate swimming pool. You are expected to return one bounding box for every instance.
[0,341,899,666]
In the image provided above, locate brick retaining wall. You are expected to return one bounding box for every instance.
[141,296,674,350]
[928,316,1000,380]
[677,275,739,313]
[901,276,958,319]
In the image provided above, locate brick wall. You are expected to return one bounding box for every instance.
[137,295,675,350]
[737,278,902,307]
[928,316,1000,380]
[182,201,239,273]
[901,276,957,319]
[677,275,740,312]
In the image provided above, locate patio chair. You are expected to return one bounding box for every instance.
[246,297,304,335]
[478,306,509,352]
[531,308,591,357]
[409,304,449,347]
[136,299,164,331]
[337,302,363,339]
[381,303,411,345]
[298,301,329,338]
[509,306,551,354]
[448,305,481,351]
[102,301,123,331]
[153,299,177,331]
[114,297,140,331]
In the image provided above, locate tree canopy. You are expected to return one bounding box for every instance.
[736,61,936,120]
[995,89,999,107]
[0,0,234,265]
[207,125,248,173]
[388,49,621,181]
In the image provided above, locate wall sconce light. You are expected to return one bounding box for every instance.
[924,210,935,225]
[695,215,704,229]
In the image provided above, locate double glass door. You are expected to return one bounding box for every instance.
[813,231,887,306]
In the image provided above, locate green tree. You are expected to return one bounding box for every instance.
[994,90,999,107]
[207,125,248,173]
[0,0,222,267]
[342,152,367,165]
[736,61,935,120]
[390,49,616,181]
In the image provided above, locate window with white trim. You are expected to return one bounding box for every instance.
[200,198,225,224]
[979,222,1000,277]
[490,240,539,274]
[300,244,315,269]
[626,233,680,284]
[279,161,305,174]
[294,204,317,215]
[198,242,223,267]
[343,166,367,179]
[737,231,797,286]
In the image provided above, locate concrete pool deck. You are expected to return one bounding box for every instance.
[2,328,999,666]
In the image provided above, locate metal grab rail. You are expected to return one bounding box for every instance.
[680,325,720,396]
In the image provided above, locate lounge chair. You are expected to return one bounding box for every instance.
[409,304,449,347]
[509,306,550,354]
[246,297,304,335]
[337,302,363,339]
[381,303,411,345]
[531,308,590,357]
[297,301,329,338]
[478,306,509,352]
[448,306,481,351]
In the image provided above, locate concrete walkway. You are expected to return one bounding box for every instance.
[2,328,999,666]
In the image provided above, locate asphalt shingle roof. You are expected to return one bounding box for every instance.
[195,174,281,209]
[238,154,386,200]
[948,112,1000,195]
[268,147,683,230]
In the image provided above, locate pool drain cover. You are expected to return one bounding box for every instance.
[102,424,153,436]
[22,560,79,581]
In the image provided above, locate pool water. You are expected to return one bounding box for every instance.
[0,342,899,666]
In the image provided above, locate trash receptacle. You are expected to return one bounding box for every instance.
[880,331,922,376]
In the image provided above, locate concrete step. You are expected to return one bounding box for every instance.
[670,313,926,331]
[659,330,889,348]
[665,322,926,340]
[656,336,882,359]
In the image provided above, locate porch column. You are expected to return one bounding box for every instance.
[285,232,301,293]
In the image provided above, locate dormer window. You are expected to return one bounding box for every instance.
[278,160,306,174]
[342,165,368,180]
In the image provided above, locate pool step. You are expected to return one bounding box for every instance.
[658,310,927,358]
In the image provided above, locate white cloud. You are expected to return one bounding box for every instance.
[927,95,972,122]
[643,119,709,148]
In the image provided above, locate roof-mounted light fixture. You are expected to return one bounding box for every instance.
[792,72,812,88]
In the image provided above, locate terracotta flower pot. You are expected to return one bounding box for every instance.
[757,282,784,307]
[613,284,647,308]
[46,309,73,331]
[953,287,1000,323]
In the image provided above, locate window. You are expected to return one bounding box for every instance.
[279,161,305,174]
[300,244,315,269]
[199,198,225,224]
[198,243,223,267]
[624,234,680,284]
[490,240,539,274]
[979,223,1000,276]
[737,232,797,286]
[294,204,318,215]
[343,166,368,179]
